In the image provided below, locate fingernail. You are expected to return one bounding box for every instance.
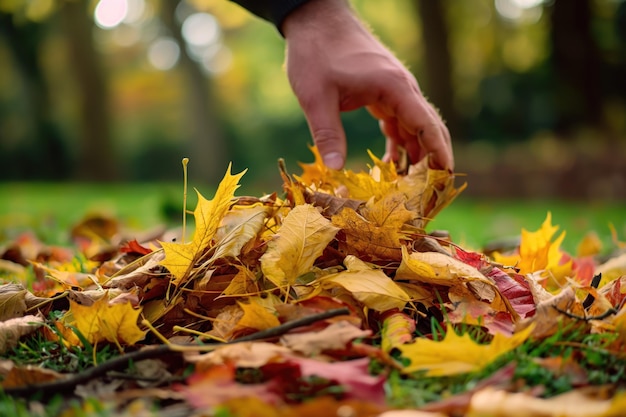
[323,152,344,170]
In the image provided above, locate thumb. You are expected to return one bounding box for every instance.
[302,95,347,170]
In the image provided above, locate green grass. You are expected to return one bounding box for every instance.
[1,182,624,255]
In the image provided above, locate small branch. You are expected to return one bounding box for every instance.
[3,308,350,399]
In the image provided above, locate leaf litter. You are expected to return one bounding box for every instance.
[0,147,625,416]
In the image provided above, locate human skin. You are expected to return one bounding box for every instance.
[281,0,454,171]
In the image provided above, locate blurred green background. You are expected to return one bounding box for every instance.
[0,0,625,250]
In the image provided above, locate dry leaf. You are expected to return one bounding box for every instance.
[380,310,416,353]
[0,283,28,321]
[280,320,371,355]
[160,164,246,284]
[0,315,44,354]
[397,247,497,302]
[213,204,269,259]
[2,364,62,388]
[66,296,146,346]
[188,342,291,370]
[318,256,410,311]
[467,386,622,417]
[398,325,533,376]
[260,204,339,288]
[235,297,280,332]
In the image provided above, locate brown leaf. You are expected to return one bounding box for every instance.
[2,364,62,388]
[0,315,44,354]
[280,320,371,356]
[0,283,28,321]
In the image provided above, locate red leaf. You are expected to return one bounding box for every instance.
[487,267,536,318]
[284,357,386,405]
[120,239,152,256]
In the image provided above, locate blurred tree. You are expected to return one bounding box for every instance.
[160,0,227,184]
[413,0,460,138]
[548,0,603,133]
[0,11,70,179]
[59,1,118,181]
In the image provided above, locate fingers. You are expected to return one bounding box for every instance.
[369,87,454,171]
[299,90,347,170]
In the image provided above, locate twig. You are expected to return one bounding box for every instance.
[3,307,350,399]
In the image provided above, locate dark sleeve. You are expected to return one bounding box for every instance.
[229,0,312,32]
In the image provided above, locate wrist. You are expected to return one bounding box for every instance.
[281,0,357,39]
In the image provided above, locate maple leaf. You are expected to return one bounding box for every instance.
[317,255,410,311]
[492,213,573,290]
[398,325,533,376]
[235,297,281,333]
[260,204,339,288]
[160,163,246,284]
[65,295,146,346]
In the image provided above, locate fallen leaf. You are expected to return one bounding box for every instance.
[2,364,62,388]
[0,283,28,321]
[0,315,44,354]
[180,363,281,408]
[160,164,246,284]
[318,256,410,311]
[397,157,465,229]
[260,204,339,288]
[185,342,289,371]
[280,320,371,355]
[397,247,497,302]
[467,386,621,417]
[235,297,281,333]
[518,286,586,339]
[398,325,533,376]
[213,204,269,260]
[380,310,416,353]
[492,213,573,290]
[287,356,387,405]
[66,295,146,346]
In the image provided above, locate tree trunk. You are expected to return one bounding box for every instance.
[60,1,118,181]
[0,13,70,179]
[549,0,604,133]
[160,0,228,185]
[413,0,460,139]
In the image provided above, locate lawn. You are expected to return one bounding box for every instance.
[1,182,624,255]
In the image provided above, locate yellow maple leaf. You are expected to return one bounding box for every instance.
[317,255,410,311]
[398,324,533,376]
[66,296,146,346]
[493,213,573,289]
[235,297,281,332]
[160,164,246,284]
[260,204,339,288]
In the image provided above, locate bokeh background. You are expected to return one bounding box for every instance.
[1,0,625,199]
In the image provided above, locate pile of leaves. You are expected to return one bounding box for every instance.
[1,147,626,417]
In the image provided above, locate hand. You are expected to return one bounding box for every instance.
[281,0,454,171]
